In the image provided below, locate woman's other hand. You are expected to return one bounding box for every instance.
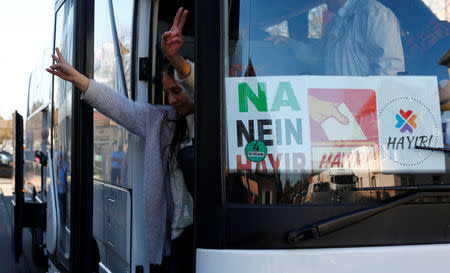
[46,47,89,92]
[161,7,188,58]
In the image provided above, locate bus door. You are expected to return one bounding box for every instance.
[195,0,450,272]
[48,1,75,270]
[91,0,136,271]
[47,0,94,272]
[91,0,195,271]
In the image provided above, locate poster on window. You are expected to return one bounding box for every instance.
[225,76,444,174]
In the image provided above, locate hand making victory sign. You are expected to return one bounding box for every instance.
[162,7,188,57]
[161,7,191,79]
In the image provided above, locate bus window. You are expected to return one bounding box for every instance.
[53,0,74,263]
[379,0,450,81]
[27,48,52,117]
[223,0,450,205]
[93,0,133,186]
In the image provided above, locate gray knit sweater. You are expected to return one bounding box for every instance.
[81,62,195,264]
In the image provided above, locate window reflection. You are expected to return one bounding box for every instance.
[23,111,49,200]
[224,0,450,205]
[53,0,74,259]
[28,47,52,116]
[227,0,449,78]
[421,0,449,21]
[93,0,132,186]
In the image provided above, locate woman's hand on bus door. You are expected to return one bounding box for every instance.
[46,47,90,93]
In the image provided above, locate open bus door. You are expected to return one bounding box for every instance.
[12,111,24,263]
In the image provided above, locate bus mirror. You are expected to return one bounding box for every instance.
[34,150,47,166]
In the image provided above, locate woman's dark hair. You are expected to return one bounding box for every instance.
[161,61,189,166]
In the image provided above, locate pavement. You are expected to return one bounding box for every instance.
[0,178,46,273]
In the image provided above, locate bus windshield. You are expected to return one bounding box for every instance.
[223,0,450,205]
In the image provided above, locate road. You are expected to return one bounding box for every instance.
[0,177,46,273]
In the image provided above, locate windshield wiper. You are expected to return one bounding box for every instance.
[287,185,450,244]
[415,145,450,153]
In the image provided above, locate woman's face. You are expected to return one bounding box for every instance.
[162,73,194,116]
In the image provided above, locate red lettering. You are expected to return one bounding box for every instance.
[331,152,341,168]
[268,154,282,173]
[319,152,333,169]
[355,151,361,167]
[237,155,251,171]
[256,159,268,173]
[340,152,346,168]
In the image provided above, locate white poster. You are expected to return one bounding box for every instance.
[225,76,444,174]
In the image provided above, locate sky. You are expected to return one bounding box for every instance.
[0,0,54,120]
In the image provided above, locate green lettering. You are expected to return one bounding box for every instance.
[238,83,268,112]
[271,82,300,111]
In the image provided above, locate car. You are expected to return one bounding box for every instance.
[0,151,13,178]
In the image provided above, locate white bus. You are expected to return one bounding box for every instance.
[12,0,450,272]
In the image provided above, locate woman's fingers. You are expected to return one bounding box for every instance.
[178,9,188,31]
[171,7,183,31]
[167,36,183,44]
[50,63,66,70]
[46,68,63,78]
[56,47,66,63]
[51,54,59,62]
[161,31,176,42]
[46,68,57,75]
[162,32,184,47]
[161,32,168,41]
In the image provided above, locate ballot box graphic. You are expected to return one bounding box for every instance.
[308,88,380,172]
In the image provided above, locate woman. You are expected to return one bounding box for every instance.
[46,7,195,272]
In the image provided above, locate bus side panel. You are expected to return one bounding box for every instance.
[197,245,450,273]
[93,181,106,270]
[94,181,131,272]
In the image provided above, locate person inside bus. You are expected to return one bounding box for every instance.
[110,140,124,184]
[46,7,195,273]
[275,0,405,76]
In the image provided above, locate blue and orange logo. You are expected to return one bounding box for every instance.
[395,109,417,133]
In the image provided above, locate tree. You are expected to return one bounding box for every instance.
[0,116,13,147]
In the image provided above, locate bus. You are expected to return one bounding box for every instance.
[12,0,450,272]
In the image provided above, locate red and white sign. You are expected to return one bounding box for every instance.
[308,88,380,172]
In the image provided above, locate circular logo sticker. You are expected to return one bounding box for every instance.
[378,97,440,167]
[245,140,267,162]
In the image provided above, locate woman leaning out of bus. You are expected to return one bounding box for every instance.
[46,7,195,273]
